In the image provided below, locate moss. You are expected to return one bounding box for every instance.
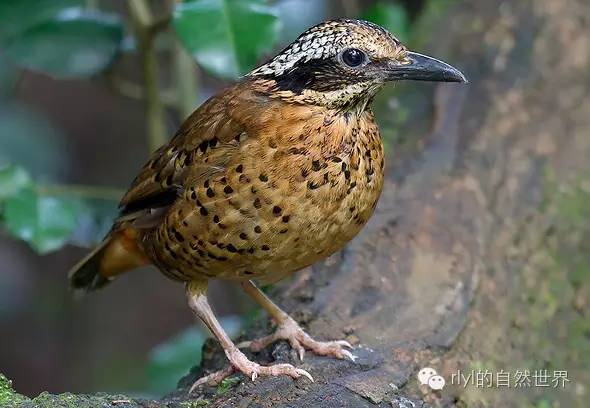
[215,376,241,396]
[179,399,209,407]
[0,375,148,408]
[452,161,590,408]
[0,374,30,407]
[30,392,139,408]
[0,373,213,408]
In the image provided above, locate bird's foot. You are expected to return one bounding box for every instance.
[238,316,356,362]
[189,347,313,393]
[189,366,234,392]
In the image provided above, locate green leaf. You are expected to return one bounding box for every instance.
[0,53,19,97]
[1,5,123,78]
[361,2,409,43]
[147,317,241,393]
[0,104,67,179]
[0,0,80,40]
[3,187,78,253]
[173,0,281,79]
[0,165,32,201]
[0,163,116,251]
[147,326,205,394]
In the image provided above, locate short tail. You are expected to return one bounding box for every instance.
[68,239,112,291]
[68,228,149,293]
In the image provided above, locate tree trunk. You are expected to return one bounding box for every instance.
[4,0,588,406]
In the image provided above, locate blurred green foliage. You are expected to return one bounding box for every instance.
[173,0,282,79]
[0,166,30,201]
[4,185,78,254]
[0,54,18,97]
[0,1,123,78]
[147,326,205,395]
[0,104,67,179]
[0,166,78,253]
[362,1,409,43]
[0,165,117,253]
[146,316,241,394]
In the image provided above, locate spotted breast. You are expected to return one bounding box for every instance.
[134,79,384,283]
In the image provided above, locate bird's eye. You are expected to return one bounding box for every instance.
[341,48,366,67]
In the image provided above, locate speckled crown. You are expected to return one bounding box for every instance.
[248,19,403,78]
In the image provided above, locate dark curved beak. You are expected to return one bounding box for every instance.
[387,52,467,83]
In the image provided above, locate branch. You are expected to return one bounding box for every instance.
[128,0,168,153]
[37,184,124,201]
[173,40,199,119]
[107,73,178,108]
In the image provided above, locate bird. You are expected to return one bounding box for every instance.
[69,19,466,389]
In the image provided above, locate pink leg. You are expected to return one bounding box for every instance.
[239,280,356,362]
[185,280,313,393]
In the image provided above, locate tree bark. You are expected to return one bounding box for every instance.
[4,0,588,406]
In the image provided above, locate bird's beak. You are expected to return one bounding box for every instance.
[387,52,467,83]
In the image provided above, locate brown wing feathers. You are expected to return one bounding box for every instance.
[69,85,257,291]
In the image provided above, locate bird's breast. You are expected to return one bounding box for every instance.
[147,107,384,282]
[267,110,385,276]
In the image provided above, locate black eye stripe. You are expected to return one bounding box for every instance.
[341,48,366,67]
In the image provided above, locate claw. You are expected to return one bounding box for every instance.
[341,349,357,362]
[288,337,305,361]
[240,317,354,368]
[298,347,305,361]
[296,369,314,382]
[251,371,258,381]
[188,366,234,392]
[188,383,199,394]
[335,340,353,349]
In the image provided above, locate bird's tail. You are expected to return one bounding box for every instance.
[68,228,149,292]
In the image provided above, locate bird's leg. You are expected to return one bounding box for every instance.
[185,280,313,392]
[239,280,355,362]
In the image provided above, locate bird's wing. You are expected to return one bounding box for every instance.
[117,86,259,228]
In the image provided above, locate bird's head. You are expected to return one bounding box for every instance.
[248,19,466,113]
